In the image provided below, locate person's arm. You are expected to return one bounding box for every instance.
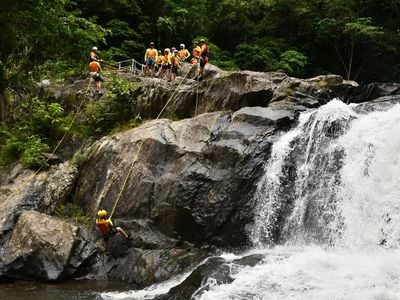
[185,49,191,59]
[106,218,114,228]
[144,49,148,61]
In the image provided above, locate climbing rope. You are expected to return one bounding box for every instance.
[195,76,200,117]
[108,67,193,218]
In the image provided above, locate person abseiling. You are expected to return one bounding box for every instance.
[96,209,131,255]
[144,42,158,77]
[198,39,209,79]
[191,41,201,64]
[88,59,104,93]
[90,46,99,62]
[178,44,190,63]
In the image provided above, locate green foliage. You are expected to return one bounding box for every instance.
[279,50,308,76]
[55,199,91,227]
[0,0,106,122]
[234,43,279,72]
[0,98,66,168]
[0,133,50,168]
[83,75,141,135]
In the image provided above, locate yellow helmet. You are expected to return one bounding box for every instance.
[97,210,107,218]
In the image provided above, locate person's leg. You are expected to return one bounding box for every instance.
[116,227,130,239]
[95,80,100,91]
[103,237,109,254]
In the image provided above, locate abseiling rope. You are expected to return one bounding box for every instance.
[108,67,193,218]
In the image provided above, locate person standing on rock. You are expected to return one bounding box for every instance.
[198,39,209,80]
[88,59,104,93]
[191,41,201,64]
[169,49,181,84]
[178,44,190,63]
[96,209,131,255]
[144,42,158,77]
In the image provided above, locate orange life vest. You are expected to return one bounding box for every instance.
[171,55,179,65]
[192,47,200,57]
[147,49,157,58]
[163,54,170,64]
[89,61,101,72]
[178,50,187,58]
[96,219,110,234]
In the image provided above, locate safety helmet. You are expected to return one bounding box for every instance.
[92,46,98,51]
[164,48,170,53]
[150,42,155,45]
[199,39,205,43]
[97,210,107,218]
[180,43,185,48]
[158,50,162,53]
[171,47,176,51]
[174,49,179,53]
[194,41,198,44]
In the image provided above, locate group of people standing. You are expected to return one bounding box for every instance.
[143,39,209,83]
[88,38,209,92]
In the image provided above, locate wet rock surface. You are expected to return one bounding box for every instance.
[154,253,265,300]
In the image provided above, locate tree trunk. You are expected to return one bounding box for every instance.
[0,91,7,122]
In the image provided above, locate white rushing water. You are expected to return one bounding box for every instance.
[102,100,400,300]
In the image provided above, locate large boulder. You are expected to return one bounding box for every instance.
[1,211,96,281]
[75,106,295,248]
[3,210,95,280]
[0,162,79,236]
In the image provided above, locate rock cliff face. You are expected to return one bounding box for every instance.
[2,65,400,285]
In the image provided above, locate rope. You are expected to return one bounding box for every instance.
[108,67,193,218]
[195,76,200,117]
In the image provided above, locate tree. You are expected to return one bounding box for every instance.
[0,0,106,122]
[317,17,384,80]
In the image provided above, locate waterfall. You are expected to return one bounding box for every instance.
[252,99,358,246]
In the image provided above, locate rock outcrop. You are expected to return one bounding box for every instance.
[2,211,96,281]
[76,106,295,249]
[2,65,400,286]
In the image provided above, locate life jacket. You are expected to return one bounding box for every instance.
[146,48,157,58]
[200,44,209,58]
[96,219,110,235]
[163,54,170,64]
[156,56,163,64]
[178,49,187,59]
[192,46,201,57]
[171,55,179,65]
[89,61,101,72]
[89,51,98,61]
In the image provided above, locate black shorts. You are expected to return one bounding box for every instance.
[200,56,208,67]
[103,228,117,241]
[171,65,178,74]
[92,72,104,82]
